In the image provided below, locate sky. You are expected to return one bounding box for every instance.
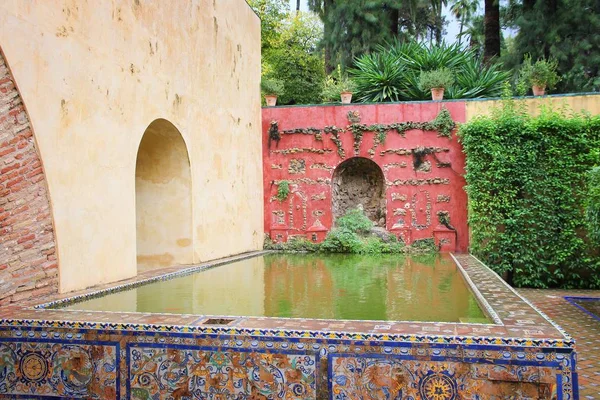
[287,0,468,44]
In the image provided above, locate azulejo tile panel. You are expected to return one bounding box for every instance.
[127,344,318,399]
[0,254,580,399]
[0,339,118,399]
[329,355,559,400]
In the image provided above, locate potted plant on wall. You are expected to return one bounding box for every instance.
[518,55,560,96]
[261,78,284,107]
[322,74,357,104]
[419,68,455,101]
[339,77,357,104]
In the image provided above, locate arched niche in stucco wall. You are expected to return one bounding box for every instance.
[332,157,386,227]
[135,119,193,272]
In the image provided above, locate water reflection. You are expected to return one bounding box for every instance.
[65,254,488,323]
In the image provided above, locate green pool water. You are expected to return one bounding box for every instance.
[63,253,489,323]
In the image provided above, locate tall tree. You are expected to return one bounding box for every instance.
[483,0,500,62]
[450,0,478,46]
[508,0,600,93]
[296,0,301,13]
[310,0,441,71]
[308,0,336,73]
[430,0,448,45]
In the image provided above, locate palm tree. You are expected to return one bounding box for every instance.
[483,0,500,62]
[430,0,448,45]
[450,0,478,46]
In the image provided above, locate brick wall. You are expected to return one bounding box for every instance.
[0,49,58,305]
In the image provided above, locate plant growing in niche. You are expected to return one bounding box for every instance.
[419,68,455,101]
[518,55,560,96]
[261,78,285,106]
[276,180,290,202]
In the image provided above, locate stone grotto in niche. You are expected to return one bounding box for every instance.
[332,157,386,226]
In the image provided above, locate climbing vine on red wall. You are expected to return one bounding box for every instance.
[262,103,468,253]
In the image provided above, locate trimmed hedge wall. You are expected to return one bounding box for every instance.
[459,101,600,288]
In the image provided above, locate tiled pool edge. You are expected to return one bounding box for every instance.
[34,250,272,310]
[565,296,600,322]
[0,254,579,399]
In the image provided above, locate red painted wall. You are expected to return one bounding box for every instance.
[262,101,469,252]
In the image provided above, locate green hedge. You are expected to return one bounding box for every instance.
[459,102,600,289]
[588,166,600,245]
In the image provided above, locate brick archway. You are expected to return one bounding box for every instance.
[0,48,58,304]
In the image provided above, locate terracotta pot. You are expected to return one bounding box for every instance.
[340,91,353,104]
[265,95,278,107]
[532,85,546,96]
[431,87,445,101]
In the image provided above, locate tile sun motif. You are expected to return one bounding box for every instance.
[0,340,118,399]
[329,356,558,400]
[127,345,317,399]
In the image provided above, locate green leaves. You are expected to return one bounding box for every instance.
[349,42,510,103]
[459,102,600,289]
[351,51,405,103]
[587,167,600,245]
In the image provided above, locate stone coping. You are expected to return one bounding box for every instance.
[0,252,573,349]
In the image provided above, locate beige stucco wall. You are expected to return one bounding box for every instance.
[466,94,600,120]
[0,0,263,293]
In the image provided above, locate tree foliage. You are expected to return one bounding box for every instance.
[249,1,326,105]
[506,0,600,93]
[308,0,449,71]
[459,100,600,289]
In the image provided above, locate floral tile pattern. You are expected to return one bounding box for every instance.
[127,344,317,399]
[0,340,118,398]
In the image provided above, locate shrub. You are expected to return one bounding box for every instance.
[276,181,290,201]
[350,50,405,102]
[261,78,285,96]
[349,41,510,102]
[264,207,438,254]
[267,48,325,105]
[320,228,363,253]
[419,68,455,91]
[587,167,600,245]
[321,73,357,103]
[518,55,560,90]
[459,100,600,289]
[335,207,373,234]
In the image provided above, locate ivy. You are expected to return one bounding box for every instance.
[324,126,345,159]
[459,100,600,289]
[587,167,600,245]
[269,108,456,159]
